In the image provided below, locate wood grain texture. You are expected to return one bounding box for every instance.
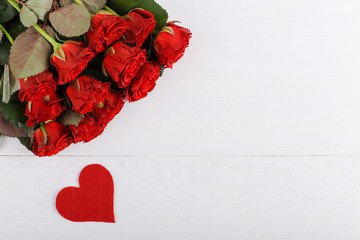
[2,0,360,239]
[2,156,360,240]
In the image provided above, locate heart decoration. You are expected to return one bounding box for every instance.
[0,0,191,156]
[56,164,115,223]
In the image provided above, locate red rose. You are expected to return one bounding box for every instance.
[92,90,124,126]
[85,11,127,53]
[25,92,66,127]
[51,41,95,85]
[18,70,57,102]
[102,42,146,88]
[123,9,156,47]
[33,121,73,157]
[127,62,161,102]
[68,115,105,143]
[154,23,192,68]
[66,75,111,115]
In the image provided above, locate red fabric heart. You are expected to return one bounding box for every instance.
[56,164,115,223]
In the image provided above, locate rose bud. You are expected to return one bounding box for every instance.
[25,92,66,127]
[92,90,125,127]
[18,70,57,102]
[154,22,192,68]
[85,10,127,53]
[127,61,161,102]
[51,41,95,85]
[123,9,156,47]
[68,115,105,143]
[102,42,146,88]
[66,75,111,115]
[33,121,73,157]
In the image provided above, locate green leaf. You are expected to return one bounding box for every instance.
[8,72,18,98]
[0,100,30,129]
[9,27,52,79]
[59,0,73,7]
[19,6,38,27]
[18,137,33,151]
[81,0,106,14]
[26,0,52,21]
[0,65,20,104]
[138,0,168,31]
[106,0,141,15]
[1,64,10,103]
[160,65,165,77]
[58,109,84,127]
[49,3,91,37]
[107,0,168,30]
[0,0,18,23]
[0,39,11,65]
[0,111,32,137]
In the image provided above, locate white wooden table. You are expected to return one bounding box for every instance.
[2,0,360,239]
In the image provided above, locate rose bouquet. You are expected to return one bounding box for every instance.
[0,0,191,156]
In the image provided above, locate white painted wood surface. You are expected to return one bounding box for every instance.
[2,0,360,239]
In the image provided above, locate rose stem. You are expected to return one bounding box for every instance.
[7,0,62,51]
[33,25,62,51]
[73,0,85,6]
[0,24,14,44]
[7,0,20,11]
[103,6,119,16]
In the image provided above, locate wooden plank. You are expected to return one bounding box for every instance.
[1,156,360,239]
